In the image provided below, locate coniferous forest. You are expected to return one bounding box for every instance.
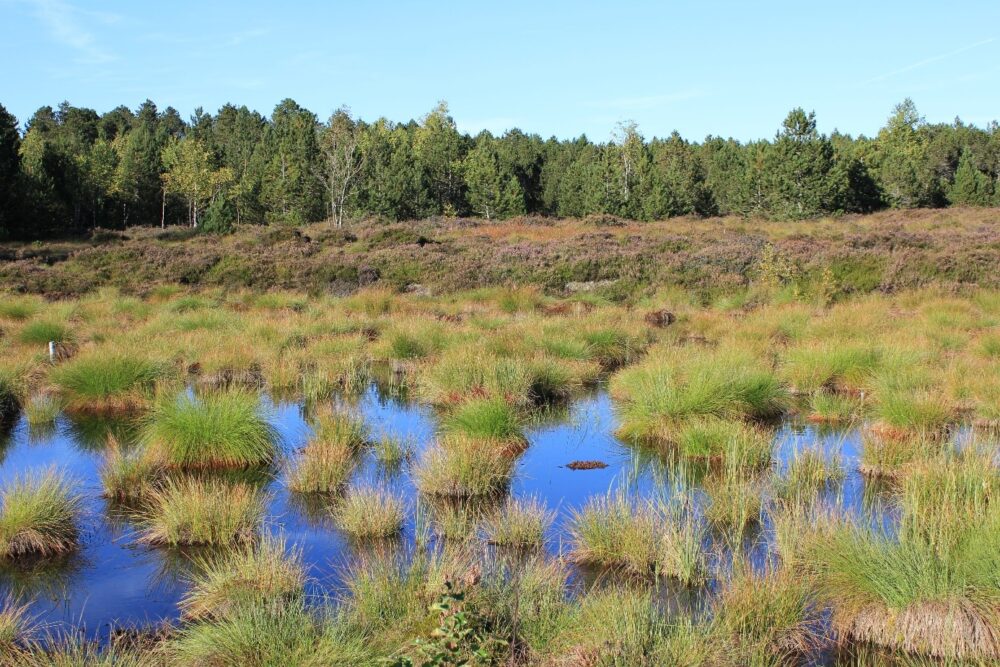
[1,96,998,240]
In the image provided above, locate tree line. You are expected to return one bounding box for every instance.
[0,97,998,239]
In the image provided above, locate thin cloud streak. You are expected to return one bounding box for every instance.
[863,37,995,85]
[25,0,117,64]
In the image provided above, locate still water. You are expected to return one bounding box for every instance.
[0,386,873,640]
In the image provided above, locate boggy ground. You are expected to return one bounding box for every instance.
[0,236,999,664]
[1,207,999,299]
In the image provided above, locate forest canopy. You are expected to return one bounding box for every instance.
[1,97,998,240]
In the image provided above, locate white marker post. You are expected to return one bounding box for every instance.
[49,341,56,363]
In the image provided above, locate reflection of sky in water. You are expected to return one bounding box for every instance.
[0,385,960,641]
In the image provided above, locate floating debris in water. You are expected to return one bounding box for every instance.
[565,460,608,470]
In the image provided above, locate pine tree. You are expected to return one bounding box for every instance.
[949,148,993,206]
[464,133,525,219]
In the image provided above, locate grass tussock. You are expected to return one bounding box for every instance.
[0,596,32,656]
[483,496,554,548]
[332,486,405,538]
[440,397,525,443]
[168,600,372,667]
[612,347,789,443]
[140,477,265,547]
[0,468,81,559]
[17,320,71,346]
[803,452,1000,663]
[774,446,846,500]
[180,535,306,621]
[712,565,825,664]
[671,416,773,470]
[100,439,163,501]
[286,412,365,493]
[568,492,706,584]
[52,352,167,412]
[413,436,515,497]
[143,391,277,469]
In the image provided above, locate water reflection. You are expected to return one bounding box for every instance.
[0,383,931,642]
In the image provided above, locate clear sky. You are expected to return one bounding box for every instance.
[2,0,998,141]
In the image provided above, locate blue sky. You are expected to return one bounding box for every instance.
[2,0,999,141]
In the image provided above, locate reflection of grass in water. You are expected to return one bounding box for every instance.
[0,550,83,604]
[419,494,504,543]
[63,412,140,452]
[285,491,338,528]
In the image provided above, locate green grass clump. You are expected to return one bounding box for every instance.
[0,469,81,559]
[581,327,644,369]
[711,566,822,664]
[546,587,719,666]
[52,352,166,412]
[483,496,554,548]
[0,596,32,656]
[286,413,364,493]
[17,320,70,345]
[420,349,534,406]
[774,446,845,500]
[22,394,60,427]
[807,391,859,423]
[180,536,306,621]
[804,450,1000,661]
[0,297,40,321]
[0,370,22,424]
[169,601,373,667]
[873,387,954,433]
[387,331,432,360]
[140,477,264,546]
[859,433,939,478]
[671,417,773,470]
[805,516,1000,660]
[568,492,705,583]
[143,392,277,469]
[783,344,881,393]
[372,434,412,467]
[441,397,524,443]
[703,467,762,536]
[333,487,405,538]
[425,500,480,541]
[413,436,514,497]
[100,440,162,501]
[612,349,788,442]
